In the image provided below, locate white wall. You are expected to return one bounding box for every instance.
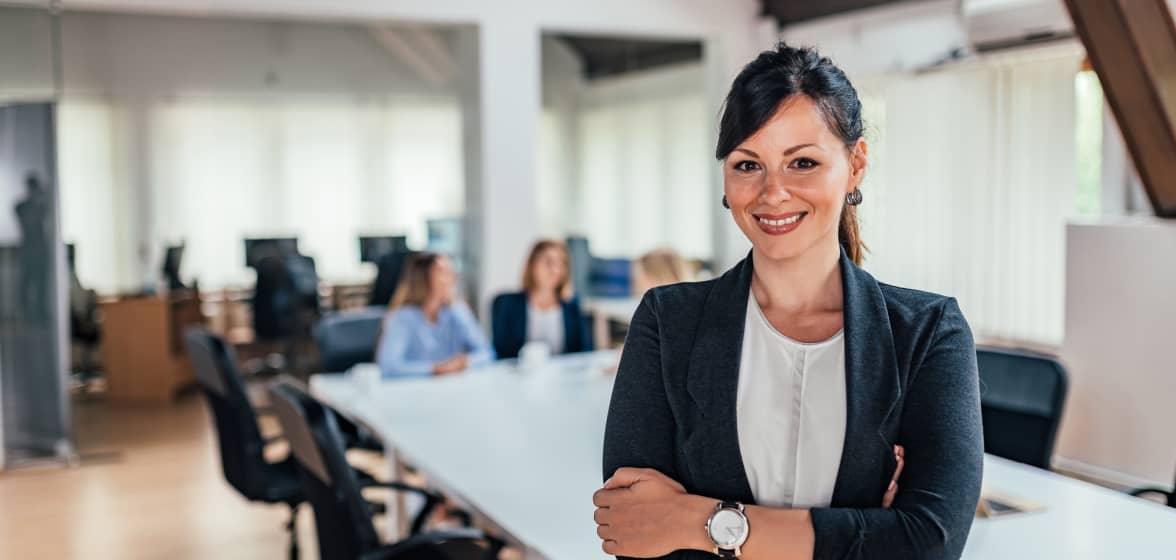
[0,8,467,291]
[48,0,774,300]
[1058,219,1176,488]
[574,63,713,260]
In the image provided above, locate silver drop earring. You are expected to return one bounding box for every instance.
[846,187,863,206]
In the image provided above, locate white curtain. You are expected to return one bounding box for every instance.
[857,52,1081,346]
[58,94,464,291]
[573,93,712,260]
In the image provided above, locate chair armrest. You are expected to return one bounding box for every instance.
[356,475,445,535]
[1127,486,1174,500]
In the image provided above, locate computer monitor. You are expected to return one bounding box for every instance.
[566,236,592,299]
[162,244,186,291]
[358,235,408,264]
[244,237,299,268]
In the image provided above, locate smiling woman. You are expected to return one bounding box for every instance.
[597,43,983,560]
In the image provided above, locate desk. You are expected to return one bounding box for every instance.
[100,293,203,402]
[312,352,1175,560]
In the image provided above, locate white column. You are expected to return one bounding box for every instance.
[464,19,541,317]
[708,20,778,271]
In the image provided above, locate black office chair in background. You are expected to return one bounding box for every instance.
[184,328,305,560]
[315,307,387,372]
[369,250,414,308]
[268,378,503,560]
[976,346,1069,469]
[251,251,322,374]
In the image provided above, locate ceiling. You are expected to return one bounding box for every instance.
[554,1,927,80]
[760,0,917,25]
[554,35,703,80]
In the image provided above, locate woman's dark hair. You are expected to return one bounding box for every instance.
[716,42,867,264]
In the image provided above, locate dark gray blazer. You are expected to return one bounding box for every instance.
[602,250,983,559]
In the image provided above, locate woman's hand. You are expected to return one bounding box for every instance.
[432,353,469,375]
[882,444,905,508]
[593,467,709,558]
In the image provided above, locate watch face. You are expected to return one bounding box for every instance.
[708,509,746,547]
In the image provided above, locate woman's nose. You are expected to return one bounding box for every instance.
[760,172,794,205]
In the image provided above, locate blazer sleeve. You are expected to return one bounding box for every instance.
[602,291,680,482]
[810,298,984,559]
[564,299,592,354]
[490,294,520,359]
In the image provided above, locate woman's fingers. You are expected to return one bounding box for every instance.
[593,506,610,525]
[604,467,654,489]
[593,488,622,507]
[892,445,905,484]
[883,444,906,508]
[596,524,610,539]
[883,482,899,508]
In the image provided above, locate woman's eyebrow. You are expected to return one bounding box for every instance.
[734,143,821,159]
[782,143,819,155]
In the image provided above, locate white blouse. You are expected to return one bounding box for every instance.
[525,304,565,354]
[735,291,847,509]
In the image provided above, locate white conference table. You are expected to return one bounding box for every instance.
[311,351,1175,560]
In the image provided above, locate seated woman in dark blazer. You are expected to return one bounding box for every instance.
[594,43,982,560]
[491,239,591,359]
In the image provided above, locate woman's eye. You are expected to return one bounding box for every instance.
[733,160,760,172]
[792,158,818,170]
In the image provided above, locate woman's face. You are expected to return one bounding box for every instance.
[429,256,457,302]
[722,95,867,262]
[531,247,567,295]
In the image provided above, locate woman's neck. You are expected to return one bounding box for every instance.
[750,238,843,314]
[421,298,445,322]
[528,289,560,310]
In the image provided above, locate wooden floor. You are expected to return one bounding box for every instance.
[0,391,317,560]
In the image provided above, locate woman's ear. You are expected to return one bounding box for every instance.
[849,138,868,188]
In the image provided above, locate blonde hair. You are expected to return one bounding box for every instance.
[389,252,442,310]
[521,239,572,300]
[634,248,691,290]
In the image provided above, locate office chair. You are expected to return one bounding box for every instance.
[251,252,321,374]
[315,307,387,372]
[976,346,1069,469]
[369,250,414,308]
[268,378,503,560]
[67,245,102,385]
[184,328,305,560]
[1127,473,1176,508]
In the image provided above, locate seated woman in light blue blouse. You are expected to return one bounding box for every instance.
[376,252,494,378]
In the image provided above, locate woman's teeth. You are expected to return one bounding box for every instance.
[757,214,804,226]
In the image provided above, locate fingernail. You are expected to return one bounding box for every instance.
[888,481,896,492]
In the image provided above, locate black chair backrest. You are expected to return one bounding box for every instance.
[369,250,414,307]
[268,378,381,560]
[314,307,386,372]
[184,328,271,499]
[976,346,1069,469]
[253,253,320,340]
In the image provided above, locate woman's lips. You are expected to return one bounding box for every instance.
[754,211,807,235]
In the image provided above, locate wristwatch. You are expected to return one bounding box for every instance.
[705,501,749,558]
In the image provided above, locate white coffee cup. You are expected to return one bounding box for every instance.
[351,364,381,389]
[518,341,552,370]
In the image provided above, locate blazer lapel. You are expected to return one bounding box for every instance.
[830,252,903,506]
[683,253,756,503]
